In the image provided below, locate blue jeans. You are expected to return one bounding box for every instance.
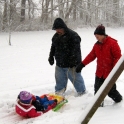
[55,66,86,93]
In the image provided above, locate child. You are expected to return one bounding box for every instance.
[15,91,57,118]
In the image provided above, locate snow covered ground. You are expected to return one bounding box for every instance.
[0,28,124,124]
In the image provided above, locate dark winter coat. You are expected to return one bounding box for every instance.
[49,19,82,68]
[82,36,121,78]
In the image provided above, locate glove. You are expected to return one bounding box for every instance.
[48,56,54,65]
[32,100,44,111]
[76,63,85,73]
[54,99,58,103]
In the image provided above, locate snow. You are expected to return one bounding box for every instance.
[78,54,124,123]
[0,28,124,124]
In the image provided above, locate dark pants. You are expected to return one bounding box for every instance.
[94,76,122,103]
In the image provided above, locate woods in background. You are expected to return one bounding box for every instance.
[0,0,124,32]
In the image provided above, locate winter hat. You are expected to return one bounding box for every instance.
[52,18,67,30]
[94,24,106,35]
[19,91,32,104]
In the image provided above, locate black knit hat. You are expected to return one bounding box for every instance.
[52,18,67,30]
[94,24,106,35]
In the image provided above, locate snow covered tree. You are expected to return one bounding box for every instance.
[0,0,124,31]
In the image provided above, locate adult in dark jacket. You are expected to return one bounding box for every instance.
[76,24,122,103]
[48,18,86,96]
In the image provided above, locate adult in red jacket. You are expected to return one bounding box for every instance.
[76,24,122,103]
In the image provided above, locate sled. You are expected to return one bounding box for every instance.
[40,94,68,111]
[52,99,68,111]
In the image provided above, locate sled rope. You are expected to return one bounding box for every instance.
[66,67,76,98]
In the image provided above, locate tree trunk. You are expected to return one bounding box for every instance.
[85,0,91,25]
[20,0,26,22]
[28,0,34,19]
[44,0,50,24]
[51,0,53,23]
[65,0,78,22]
[79,0,83,20]
[73,2,76,21]
[112,0,119,24]
[10,0,15,21]
[2,0,8,30]
[58,0,64,19]
[41,0,50,24]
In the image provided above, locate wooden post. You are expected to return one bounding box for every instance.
[78,55,124,124]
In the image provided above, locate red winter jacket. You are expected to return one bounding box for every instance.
[16,100,43,118]
[82,36,121,78]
